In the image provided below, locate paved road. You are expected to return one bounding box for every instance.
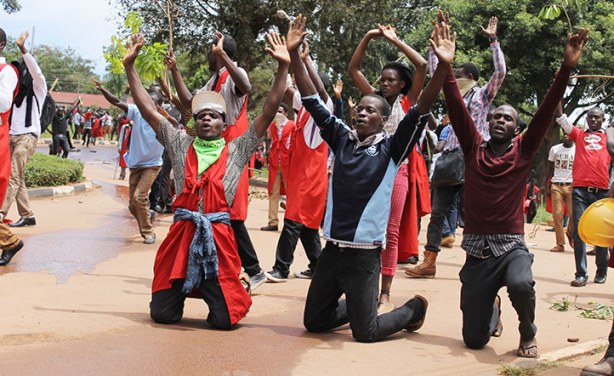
[0,145,611,375]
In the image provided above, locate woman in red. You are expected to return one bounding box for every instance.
[122,32,290,328]
[348,24,429,311]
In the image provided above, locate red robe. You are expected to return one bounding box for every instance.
[213,70,251,221]
[0,63,18,208]
[267,120,293,195]
[397,97,431,260]
[284,107,328,229]
[152,146,252,325]
[118,124,131,168]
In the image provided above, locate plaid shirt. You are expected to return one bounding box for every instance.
[462,233,527,259]
[428,42,506,151]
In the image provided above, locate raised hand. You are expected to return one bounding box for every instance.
[123,34,144,66]
[300,40,310,61]
[563,28,589,68]
[265,32,290,65]
[164,47,177,70]
[430,22,456,65]
[436,10,450,26]
[286,13,308,52]
[16,31,28,49]
[480,16,498,39]
[378,24,398,41]
[211,31,225,56]
[333,79,343,99]
[92,77,102,90]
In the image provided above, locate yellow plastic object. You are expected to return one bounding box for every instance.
[578,198,614,247]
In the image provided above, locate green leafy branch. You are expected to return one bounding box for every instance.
[538,0,577,34]
[103,11,167,83]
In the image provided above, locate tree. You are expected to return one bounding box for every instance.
[1,0,20,13]
[4,38,99,93]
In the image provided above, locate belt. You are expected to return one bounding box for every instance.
[583,186,607,193]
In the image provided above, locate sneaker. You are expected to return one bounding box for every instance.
[250,271,267,291]
[143,233,156,244]
[265,269,288,283]
[294,269,314,279]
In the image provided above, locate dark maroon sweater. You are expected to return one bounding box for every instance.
[443,65,572,235]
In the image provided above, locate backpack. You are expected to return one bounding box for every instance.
[37,93,56,133]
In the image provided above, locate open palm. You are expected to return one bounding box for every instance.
[431,23,456,65]
[265,32,290,64]
[286,14,308,52]
[563,28,589,68]
[123,34,144,66]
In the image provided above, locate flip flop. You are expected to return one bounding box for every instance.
[517,340,539,358]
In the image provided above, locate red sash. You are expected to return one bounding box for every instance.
[397,96,432,259]
[0,63,19,208]
[284,107,328,229]
[152,145,252,325]
[267,120,293,195]
[213,69,251,221]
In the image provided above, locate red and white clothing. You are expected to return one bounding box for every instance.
[558,114,611,189]
[0,59,18,209]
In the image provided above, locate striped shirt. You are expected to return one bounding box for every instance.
[462,234,527,259]
[428,41,506,150]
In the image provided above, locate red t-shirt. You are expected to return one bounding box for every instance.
[569,127,610,189]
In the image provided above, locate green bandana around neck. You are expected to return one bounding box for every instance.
[193,137,226,175]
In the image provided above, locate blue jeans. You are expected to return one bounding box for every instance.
[572,187,609,278]
[442,191,460,237]
[426,184,463,252]
[303,243,424,342]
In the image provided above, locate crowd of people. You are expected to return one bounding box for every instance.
[1,9,613,375]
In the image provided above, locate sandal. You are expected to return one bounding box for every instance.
[377,289,395,314]
[517,339,539,358]
[492,295,503,337]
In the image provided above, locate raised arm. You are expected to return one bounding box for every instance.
[347,29,381,95]
[416,22,456,114]
[252,32,291,138]
[122,35,164,134]
[93,78,129,113]
[380,24,427,104]
[478,17,506,103]
[17,32,47,97]
[301,42,329,102]
[523,29,589,152]
[288,15,316,98]
[164,48,193,111]
[212,32,251,96]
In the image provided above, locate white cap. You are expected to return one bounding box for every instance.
[192,90,226,116]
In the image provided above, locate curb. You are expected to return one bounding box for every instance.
[249,177,268,189]
[506,339,608,370]
[27,180,100,199]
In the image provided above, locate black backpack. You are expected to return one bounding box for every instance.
[37,93,55,133]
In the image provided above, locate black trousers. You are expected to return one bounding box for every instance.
[273,218,321,277]
[52,134,70,158]
[231,220,261,277]
[150,278,232,329]
[149,151,173,210]
[303,243,423,342]
[460,248,536,349]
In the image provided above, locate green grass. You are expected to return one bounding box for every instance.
[25,152,84,187]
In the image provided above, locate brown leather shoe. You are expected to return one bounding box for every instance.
[405,295,428,332]
[550,245,565,252]
[260,224,278,231]
[405,251,437,278]
[581,356,614,375]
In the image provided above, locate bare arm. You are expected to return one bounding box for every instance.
[302,43,329,102]
[380,24,427,104]
[122,35,164,134]
[347,29,380,95]
[164,48,193,111]
[93,78,129,113]
[416,23,456,115]
[287,16,317,99]
[252,32,291,138]
[212,32,251,96]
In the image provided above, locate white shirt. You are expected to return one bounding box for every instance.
[548,143,575,183]
[10,53,47,136]
[203,64,248,125]
[0,57,18,117]
[293,90,333,149]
